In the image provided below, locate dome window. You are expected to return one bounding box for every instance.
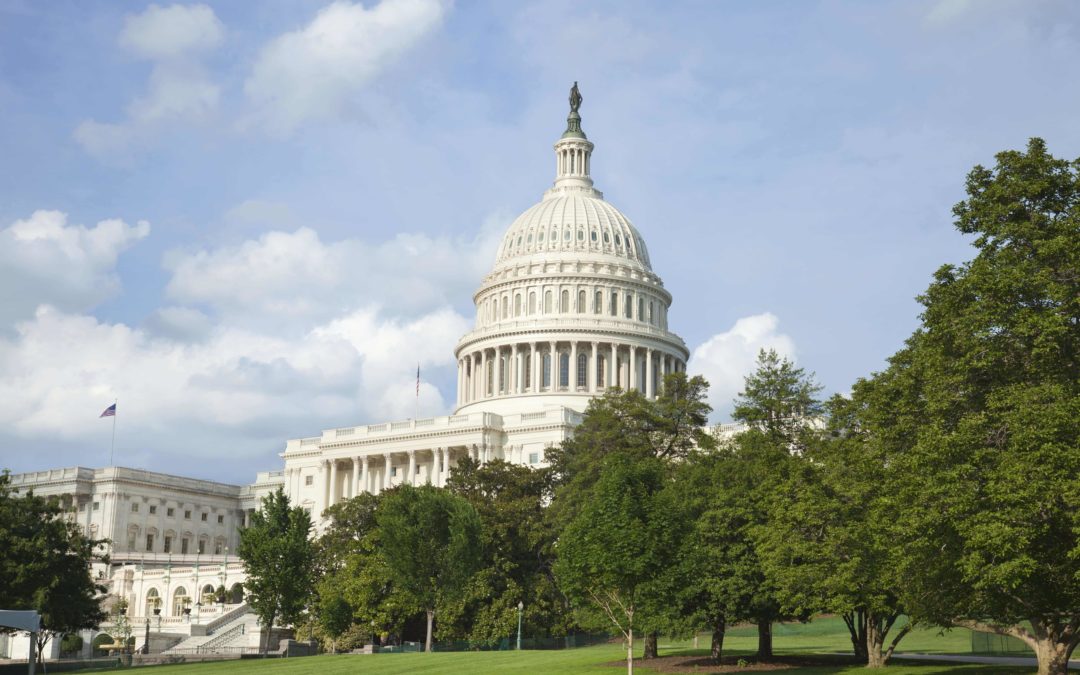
[615,234,623,247]
[539,231,544,242]
[577,229,584,241]
[603,232,610,244]
[528,233,533,244]
[563,228,571,242]
[591,230,597,242]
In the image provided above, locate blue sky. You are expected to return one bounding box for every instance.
[1,0,1078,483]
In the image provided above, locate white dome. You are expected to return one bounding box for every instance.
[495,193,652,270]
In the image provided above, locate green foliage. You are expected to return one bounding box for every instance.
[318,592,353,652]
[237,486,314,653]
[733,349,823,448]
[376,484,483,650]
[874,138,1080,673]
[0,471,108,661]
[554,453,688,672]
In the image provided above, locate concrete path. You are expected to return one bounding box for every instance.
[894,652,1080,669]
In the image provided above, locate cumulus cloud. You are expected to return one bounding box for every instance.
[74,4,223,163]
[0,303,466,473]
[165,224,499,325]
[689,312,798,421]
[244,0,449,134]
[0,210,492,480]
[118,3,224,60]
[0,210,150,325]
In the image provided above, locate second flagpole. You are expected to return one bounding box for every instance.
[109,398,117,466]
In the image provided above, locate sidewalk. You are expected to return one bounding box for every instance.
[894,652,1080,669]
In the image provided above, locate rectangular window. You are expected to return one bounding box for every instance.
[214,542,222,555]
[92,502,100,511]
[524,354,531,389]
[79,503,86,512]
[198,540,205,554]
[625,293,633,318]
[184,510,192,520]
[391,466,398,477]
[149,505,157,515]
[217,515,224,524]
[542,354,551,388]
[201,512,208,522]
[167,507,175,517]
[595,291,602,314]
[305,475,313,486]
[528,452,539,464]
[610,291,617,316]
[181,538,189,554]
[577,354,588,388]
[559,353,569,388]
[163,536,172,553]
[146,534,154,551]
[131,503,139,513]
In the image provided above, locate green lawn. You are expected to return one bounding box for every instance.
[95,617,1038,674]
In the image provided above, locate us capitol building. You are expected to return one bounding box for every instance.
[4,86,690,659]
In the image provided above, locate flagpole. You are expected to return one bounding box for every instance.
[109,398,117,466]
[415,363,420,420]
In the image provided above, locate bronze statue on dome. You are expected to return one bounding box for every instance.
[569,81,582,113]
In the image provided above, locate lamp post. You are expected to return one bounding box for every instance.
[370,619,376,652]
[143,618,150,655]
[516,601,523,651]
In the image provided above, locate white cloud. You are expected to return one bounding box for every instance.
[164,223,499,325]
[689,312,798,421]
[74,4,223,163]
[244,0,449,134]
[0,210,150,325]
[119,3,224,60]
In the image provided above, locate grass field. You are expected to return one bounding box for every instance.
[84,617,1040,674]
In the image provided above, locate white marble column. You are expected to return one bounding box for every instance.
[570,341,578,391]
[646,348,654,399]
[466,354,474,403]
[531,342,539,392]
[609,343,616,389]
[549,340,557,389]
[494,347,502,396]
[328,460,339,508]
[321,460,330,514]
[383,453,392,492]
[407,450,417,486]
[511,344,519,394]
[590,342,598,392]
[361,456,369,495]
[480,350,488,398]
[629,345,637,391]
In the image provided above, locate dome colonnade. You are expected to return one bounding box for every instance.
[454,84,688,415]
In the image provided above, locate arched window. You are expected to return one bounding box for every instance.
[563,228,571,242]
[145,588,160,616]
[577,353,588,388]
[201,584,215,604]
[591,230,597,242]
[559,353,570,388]
[577,290,586,313]
[492,297,498,321]
[486,360,493,396]
[639,297,645,321]
[561,290,570,313]
[172,586,189,617]
[524,354,531,389]
[502,296,509,319]
[542,354,551,388]
[649,301,655,325]
[625,293,633,319]
[515,294,522,316]
[544,291,552,313]
[539,230,545,242]
[529,291,536,315]
[498,356,506,393]
[610,291,618,316]
[596,355,606,387]
[594,290,602,314]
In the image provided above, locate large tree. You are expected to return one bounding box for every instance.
[731,349,821,657]
[0,472,108,662]
[554,453,687,675]
[882,138,1080,675]
[376,484,483,652]
[237,487,314,654]
[547,372,713,658]
[755,391,912,667]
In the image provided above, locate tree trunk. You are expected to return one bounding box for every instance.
[757,620,773,658]
[1034,639,1070,675]
[865,619,885,668]
[425,608,434,653]
[711,617,726,664]
[627,627,634,675]
[262,611,276,655]
[643,631,658,659]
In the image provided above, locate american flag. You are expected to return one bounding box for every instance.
[100,403,116,418]
[416,364,420,397]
